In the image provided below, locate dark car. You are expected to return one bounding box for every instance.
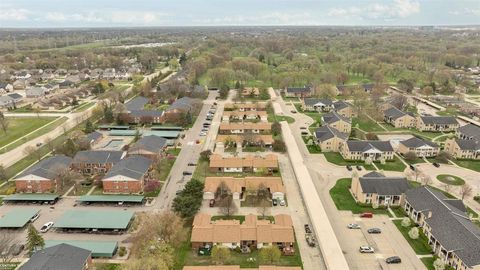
[356,165,362,171]
[272,199,278,206]
[10,244,24,256]
[188,163,197,166]
[209,199,215,207]
[213,102,218,105]
[290,110,297,114]
[386,256,402,264]
[367,228,382,234]
[346,165,353,171]
[433,162,440,167]
[304,224,312,234]
[182,171,192,176]
[409,164,416,171]
[360,212,373,218]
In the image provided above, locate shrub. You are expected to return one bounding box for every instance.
[433,258,445,270]
[401,217,411,227]
[408,227,419,239]
[118,246,127,257]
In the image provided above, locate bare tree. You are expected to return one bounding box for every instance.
[460,184,473,200]
[0,233,15,263]
[219,195,237,217]
[44,137,55,153]
[24,146,41,161]
[421,175,432,186]
[0,112,8,134]
[390,94,409,110]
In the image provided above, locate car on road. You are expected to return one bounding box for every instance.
[188,162,197,166]
[201,127,209,132]
[346,165,352,171]
[359,246,375,253]
[386,256,402,264]
[30,212,40,223]
[347,223,361,229]
[305,234,316,247]
[213,102,217,105]
[182,171,192,176]
[36,142,43,147]
[301,131,309,136]
[360,212,373,218]
[40,221,54,233]
[409,164,416,170]
[433,162,440,167]
[304,224,312,234]
[209,199,215,207]
[175,190,183,195]
[290,110,297,113]
[272,199,278,206]
[199,132,207,136]
[367,228,382,234]
[279,199,286,206]
[356,165,362,171]
[300,127,307,130]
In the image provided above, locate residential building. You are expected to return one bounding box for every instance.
[351,172,410,207]
[26,87,46,98]
[128,135,167,159]
[457,124,480,141]
[219,123,271,134]
[19,243,92,270]
[216,134,274,147]
[80,131,103,147]
[340,140,394,161]
[404,187,480,270]
[14,156,72,193]
[313,125,348,152]
[191,213,295,254]
[101,155,152,194]
[0,82,13,93]
[203,176,285,201]
[397,137,440,158]
[71,150,125,174]
[416,116,459,132]
[162,97,201,123]
[209,154,278,173]
[383,107,416,128]
[284,85,312,98]
[224,102,267,112]
[128,110,164,124]
[302,98,334,112]
[322,111,351,134]
[12,79,27,90]
[332,100,355,118]
[444,138,480,160]
[222,111,268,122]
[125,96,149,111]
[183,266,302,270]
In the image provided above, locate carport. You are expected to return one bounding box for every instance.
[45,240,118,258]
[151,126,183,131]
[2,194,59,204]
[53,210,134,231]
[143,130,180,139]
[0,208,39,228]
[78,195,144,204]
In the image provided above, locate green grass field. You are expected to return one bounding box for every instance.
[392,220,433,255]
[323,152,376,170]
[436,174,465,186]
[0,117,59,149]
[454,159,480,173]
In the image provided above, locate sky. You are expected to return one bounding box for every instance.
[0,0,479,28]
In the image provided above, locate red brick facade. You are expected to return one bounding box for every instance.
[15,179,55,193]
[71,163,114,175]
[102,180,143,194]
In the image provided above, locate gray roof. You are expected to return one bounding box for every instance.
[359,173,410,195]
[26,87,45,96]
[314,125,348,142]
[322,111,351,125]
[384,107,408,120]
[419,116,458,125]
[72,150,124,164]
[129,110,163,117]
[83,131,102,143]
[8,93,22,99]
[400,137,439,149]
[458,124,480,141]
[406,187,480,267]
[346,140,393,152]
[166,97,198,112]
[129,135,167,154]
[126,96,149,111]
[304,98,333,107]
[286,86,311,93]
[455,139,480,151]
[332,100,350,111]
[16,156,72,180]
[104,155,152,180]
[19,243,91,270]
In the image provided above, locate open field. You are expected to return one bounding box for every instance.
[0,117,58,149]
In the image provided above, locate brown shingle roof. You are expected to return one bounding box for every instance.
[219,123,271,132]
[204,177,285,194]
[209,154,278,169]
[216,135,273,144]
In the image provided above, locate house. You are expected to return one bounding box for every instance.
[191,213,295,254]
[203,176,285,201]
[14,156,72,193]
[125,96,149,111]
[404,187,480,270]
[13,79,27,90]
[26,87,46,98]
[19,243,92,270]
[55,69,68,76]
[457,124,480,141]
[219,123,271,134]
[90,68,103,79]
[209,154,278,173]
[313,125,348,152]
[224,102,267,112]
[128,110,164,124]
[242,87,260,97]
[216,134,274,147]
[65,75,81,84]
[0,82,13,93]
[302,98,334,112]
[336,83,374,95]
[397,137,440,158]
[0,95,14,109]
[444,138,480,160]
[416,116,459,132]
[103,68,116,80]
[351,171,410,207]
[162,97,201,123]
[340,140,394,161]
[332,100,355,118]
[222,111,268,122]
[59,80,75,89]
[383,107,416,128]
[101,155,152,194]
[322,111,351,134]
[284,85,311,98]
[80,131,103,147]
[71,150,125,174]
[128,135,167,159]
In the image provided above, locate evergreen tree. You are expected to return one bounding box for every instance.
[26,224,44,253]
[84,120,94,133]
[103,106,114,123]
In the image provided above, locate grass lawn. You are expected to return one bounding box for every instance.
[374,156,407,172]
[243,146,266,152]
[240,195,271,207]
[329,178,389,215]
[0,117,58,149]
[391,206,407,218]
[420,257,436,270]
[323,152,375,170]
[166,147,181,156]
[156,157,177,183]
[436,174,465,186]
[0,262,20,270]
[454,159,480,173]
[72,102,96,113]
[301,136,321,154]
[392,220,433,255]
[271,115,295,123]
[352,117,384,132]
[94,263,121,270]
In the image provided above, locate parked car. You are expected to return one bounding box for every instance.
[305,234,316,247]
[304,224,312,234]
[10,244,24,256]
[346,165,352,171]
[290,110,297,113]
[360,212,373,218]
[272,199,278,206]
[386,256,402,264]
[30,212,40,222]
[40,221,54,233]
[409,164,416,171]
[36,142,42,147]
[203,123,211,127]
[301,131,309,136]
[347,223,361,229]
[359,246,375,253]
[300,127,307,130]
[356,165,362,171]
[182,171,192,176]
[213,102,217,105]
[209,199,215,207]
[188,162,197,166]
[199,132,207,136]
[367,228,382,234]
[279,199,286,206]
[175,190,183,195]
[433,162,440,167]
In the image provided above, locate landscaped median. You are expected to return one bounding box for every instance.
[436,174,465,186]
[323,152,376,170]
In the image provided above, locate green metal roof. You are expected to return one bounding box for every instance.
[45,240,118,258]
[151,126,183,131]
[98,125,130,129]
[78,195,144,203]
[109,130,138,136]
[143,130,180,138]
[0,208,39,228]
[53,210,134,229]
[3,194,59,201]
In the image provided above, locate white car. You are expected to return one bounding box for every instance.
[30,212,40,223]
[347,223,361,229]
[199,132,207,136]
[279,199,286,206]
[40,222,54,233]
[359,246,375,253]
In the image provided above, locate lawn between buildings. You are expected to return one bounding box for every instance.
[436,174,465,186]
[0,117,59,149]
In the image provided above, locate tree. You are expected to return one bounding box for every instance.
[103,105,114,123]
[272,139,286,152]
[401,217,411,227]
[200,150,212,160]
[271,122,281,136]
[26,224,45,253]
[219,194,237,217]
[259,88,270,100]
[460,184,473,200]
[0,233,15,263]
[24,146,41,161]
[172,179,204,218]
[404,151,418,161]
[211,246,231,265]
[436,151,451,164]
[259,246,281,264]
[0,165,7,181]
[84,120,94,133]
[397,78,415,93]
[422,86,433,97]
[0,112,8,134]
[390,94,409,110]
[408,227,419,239]
[433,258,445,270]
